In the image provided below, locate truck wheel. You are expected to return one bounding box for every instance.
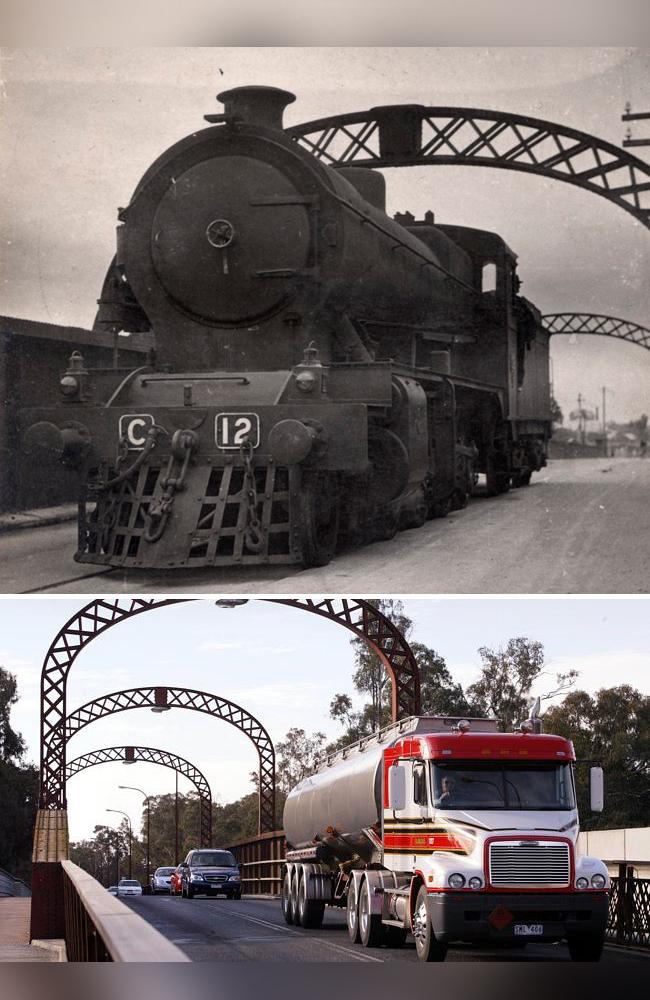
[281,872,294,925]
[347,879,361,943]
[289,871,301,925]
[297,874,325,929]
[567,933,604,962]
[412,886,447,962]
[359,878,383,947]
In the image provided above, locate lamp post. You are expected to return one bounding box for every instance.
[119,785,151,885]
[106,809,133,879]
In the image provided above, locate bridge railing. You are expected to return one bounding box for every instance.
[61,860,189,961]
[226,830,286,896]
[608,876,650,949]
[0,867,31,898]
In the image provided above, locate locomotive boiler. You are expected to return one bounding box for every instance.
[21,85,552,569]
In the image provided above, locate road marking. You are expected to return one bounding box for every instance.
[204,906,384,963]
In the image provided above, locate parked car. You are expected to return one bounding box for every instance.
[150,866,176,894]
[107,886,118,896]
[117,879,143,897]
[169,866,183,897]
[178,849,242,899]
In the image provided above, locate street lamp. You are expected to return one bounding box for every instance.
[119,785,151,885]
[106,808,133,879]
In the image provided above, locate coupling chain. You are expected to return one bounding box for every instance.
[240,436,265,554]
[143,429,198,544]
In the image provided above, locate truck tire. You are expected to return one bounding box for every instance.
[359,877,383,948]
[281,871,294,925]
[290,871,301,925]
[347,878,361,943]
[412,886,447,962]
[567,933,604,962]
[297,873,325,929]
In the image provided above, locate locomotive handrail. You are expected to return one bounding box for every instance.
[288,105,650,229]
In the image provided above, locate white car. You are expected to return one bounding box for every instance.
[117,879,143,897]
[150,866,176,894]
[107,886,118,896]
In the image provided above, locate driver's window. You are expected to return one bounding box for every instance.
[413,761,428,806]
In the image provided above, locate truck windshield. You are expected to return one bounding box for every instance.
[432,762,575,811]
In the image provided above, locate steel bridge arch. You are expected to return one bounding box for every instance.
[543,313,650,352]
[65,686,275,834]
[66,745,212,847]
[39,598,420,811]
[288,105,650,228]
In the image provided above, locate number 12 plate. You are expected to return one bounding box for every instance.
[215,412,260,449]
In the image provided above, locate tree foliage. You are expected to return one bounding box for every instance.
[544,685,650,830]
[0,666,38,884]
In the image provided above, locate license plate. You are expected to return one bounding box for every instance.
[514,924,543,936]
[215,412,260,449]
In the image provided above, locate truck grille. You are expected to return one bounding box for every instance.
[488,841,571,887]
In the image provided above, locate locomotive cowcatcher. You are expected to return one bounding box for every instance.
[21,86,552,569]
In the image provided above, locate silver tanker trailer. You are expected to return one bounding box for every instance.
[282,714,610,961]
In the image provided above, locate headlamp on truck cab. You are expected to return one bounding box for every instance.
[591,874,606,889]
[468,876,483,890]
[448,873,466,889]
[576,877,589,889]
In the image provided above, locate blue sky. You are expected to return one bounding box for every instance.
[1,596,648,840]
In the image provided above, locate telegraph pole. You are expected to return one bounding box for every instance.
[175,770,179,866]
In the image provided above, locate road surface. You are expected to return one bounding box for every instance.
[2,458,648,594]
[123,894,646,963]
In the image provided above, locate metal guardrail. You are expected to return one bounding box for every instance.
[61,860,189,961]
[608,877,650,949]
[0,867,31,897]
[227,831,286,895]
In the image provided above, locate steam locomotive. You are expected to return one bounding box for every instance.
[22,86,551,569]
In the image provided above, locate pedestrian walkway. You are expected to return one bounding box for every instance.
[0,898,62,961]
[0,503,77,534]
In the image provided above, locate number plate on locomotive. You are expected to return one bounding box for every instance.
[513,924,543,936]
[119,413,155,450]
[215,412,260,449]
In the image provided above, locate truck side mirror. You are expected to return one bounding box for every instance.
[590,766,604,812]
[388,764,407,811]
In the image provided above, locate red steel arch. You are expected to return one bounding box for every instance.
[39,598,420,811]
[66,745,212,847]
[65,686,275,833]
[288,105,650,228]
[544,313,650,352]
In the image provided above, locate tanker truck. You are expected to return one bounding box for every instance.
[281,713,609,961]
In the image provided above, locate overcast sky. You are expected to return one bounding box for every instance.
[2,595,648,841]
[0,46,648,425]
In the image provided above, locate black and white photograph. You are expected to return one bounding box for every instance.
[1,47,648,594]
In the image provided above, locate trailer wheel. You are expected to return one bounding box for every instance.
[567,932,604,962]
[412,886,447,962]
[281,871,294,925]
[346,878,361,943]
[290,870,301,925]
[297,873,325,929]
[359,878,383,948]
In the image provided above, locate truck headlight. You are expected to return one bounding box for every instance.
[576,877,589,889]
[468,877,483,890]
[448,873,466,889]
[591,874,606,889]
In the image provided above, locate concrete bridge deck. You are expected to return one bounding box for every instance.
[0,898,63,962]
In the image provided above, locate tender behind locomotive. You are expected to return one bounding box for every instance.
[22,85,551,569]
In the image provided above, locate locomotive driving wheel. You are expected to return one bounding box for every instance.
[297,471,340,567]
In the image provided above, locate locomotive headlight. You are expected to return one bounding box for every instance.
[591,874,607,889]
[576,877,589,889]
[448,873,466,889]
[295,371,316,393]
[59,375,79,397]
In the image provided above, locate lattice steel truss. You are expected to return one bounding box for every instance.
[40,599,420,813]
[543,313,650,352]
[288,106,650,228]
[66,686,275,834]
[66,745,212,847]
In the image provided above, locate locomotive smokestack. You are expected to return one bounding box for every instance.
[216,86,296,130]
